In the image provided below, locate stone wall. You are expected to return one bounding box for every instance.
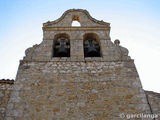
[0,80,14,120]
[4,60,152,120]
[2,9,160,120]
[145,91,160,120]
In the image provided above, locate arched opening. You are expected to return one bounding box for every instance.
[71,14,81,27]
[71,20,81,27]
[83,33,101,57]
[53,33,70,57]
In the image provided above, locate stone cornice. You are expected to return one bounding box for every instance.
[21,59,134,63]
[43,27,110,31]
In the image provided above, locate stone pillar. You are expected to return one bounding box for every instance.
[71,39,84,61]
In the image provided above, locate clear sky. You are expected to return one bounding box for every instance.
[0,0,160,92]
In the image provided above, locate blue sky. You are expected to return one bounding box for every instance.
[0,0,160,92]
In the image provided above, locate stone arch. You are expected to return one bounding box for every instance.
[71,14,81,27]
[53,33,70,57]
[83,33,101,57]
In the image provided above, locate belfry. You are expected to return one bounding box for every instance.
[1,9,160,120]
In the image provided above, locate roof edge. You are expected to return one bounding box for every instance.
[0,79,14,84]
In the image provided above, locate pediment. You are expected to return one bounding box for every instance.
[43,9,110,28]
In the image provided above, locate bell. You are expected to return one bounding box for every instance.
[57,46,68,57]
[87,45,98,57]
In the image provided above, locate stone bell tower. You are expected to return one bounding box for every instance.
[5,9,152,120]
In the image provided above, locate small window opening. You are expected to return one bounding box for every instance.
[72,14,81,27]
[72,20,81,27]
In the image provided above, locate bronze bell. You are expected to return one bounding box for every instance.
[87,44,98,57]
[57,46,68,57]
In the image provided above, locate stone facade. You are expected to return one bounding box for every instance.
[0,9,160,120]
[0,80,14,120]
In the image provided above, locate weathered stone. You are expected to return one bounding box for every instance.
[0,9,159,120]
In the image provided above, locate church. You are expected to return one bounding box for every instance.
[0,9,160,120]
